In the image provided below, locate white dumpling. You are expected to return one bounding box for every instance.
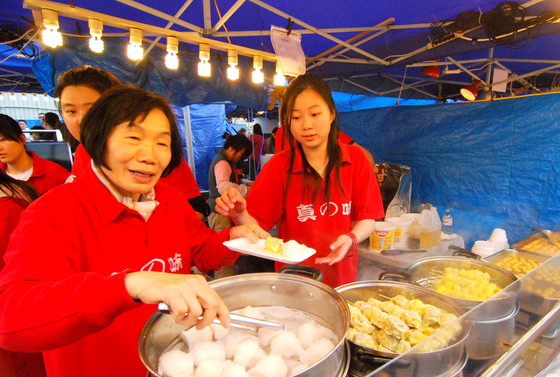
[211,323,230,340]
[238,306,265,320]
[296,321,336,350]
[257,327,282,347]
[223,332,259,359]
[195,358,225,377]
[158,349,194,377]
[180,326,214,350]
[233,338,267,369]
[220,360,247,377]
[191,340,226,366]
[290,363,308,375]
[299,338,335,366]
[270,331,304,359]
[248,354,288,377]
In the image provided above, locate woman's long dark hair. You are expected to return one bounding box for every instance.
[279,74,344,203]
[0,170,40,208]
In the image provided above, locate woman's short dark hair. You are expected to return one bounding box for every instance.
[54,66,121,98]
[80,87,183,177]
[253,123,263,135]
[224,134,252,160]
[0,114,24,142]
[44,112,61,128]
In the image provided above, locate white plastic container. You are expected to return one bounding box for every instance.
[386,217,413,248]
[401,213,421,223]
[370,222,396,251]
[488,228,509,252]
[472,240,497,258]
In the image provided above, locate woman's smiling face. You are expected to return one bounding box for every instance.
[101,108,172,201]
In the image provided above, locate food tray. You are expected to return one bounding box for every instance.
[514,231,560,257]
[484,249,549,278]
[223,238,316,264]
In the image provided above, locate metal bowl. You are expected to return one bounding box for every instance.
[336,280,470,377]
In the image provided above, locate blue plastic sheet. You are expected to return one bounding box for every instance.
[31,38,268,109]
[339,93,560,247]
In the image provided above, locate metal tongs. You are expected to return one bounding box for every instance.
[157,302,285,332]
[532,227,558,247]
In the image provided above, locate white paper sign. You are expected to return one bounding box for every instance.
[270,25,306,77]
[492,68,509,92]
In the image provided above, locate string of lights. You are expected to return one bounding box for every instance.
[36,8,286,86]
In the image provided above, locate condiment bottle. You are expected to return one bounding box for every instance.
[408,219,421,249]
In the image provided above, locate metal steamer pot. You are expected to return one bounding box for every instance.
[407,256,519,320]
[139,273,351,377]
[336,280,471,377]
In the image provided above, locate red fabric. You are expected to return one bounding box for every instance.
[0,152,68,195]
[246,143,384,287]
[159,158,202,199]
[274,127,355,153]
[0,198,26,271]
[71,145,201,199]
[0,165,237,377]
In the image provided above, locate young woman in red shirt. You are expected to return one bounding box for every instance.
[0,114,69,194]
[216,74,384,287]
[0,87,268,377]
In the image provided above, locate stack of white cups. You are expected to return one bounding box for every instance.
[488,228,509,252]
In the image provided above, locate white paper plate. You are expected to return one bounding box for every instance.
[223,238,316,264]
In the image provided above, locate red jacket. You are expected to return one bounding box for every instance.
[0,165,237,377]
[0,197,26,270]
[71,144,201,199]
[0,151,68,195]
[247,143,384,287]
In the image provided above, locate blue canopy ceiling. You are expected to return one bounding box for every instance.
[1,0,560,105]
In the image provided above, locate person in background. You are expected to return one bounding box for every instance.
[216,74,384,288]
[18,120,33,141]
[38,113,46,127]
[43,112,63,141]
[0,87,268,377]
[0,171,45,377]
[0,114,69,194]
[237,127,247,136]
[29,126,44,141]
[248,123,265,180]
[208,134,252,233]
[264,126,278,154]
[55,65,210,220]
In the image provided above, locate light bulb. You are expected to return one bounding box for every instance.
[198,61,211,77]
[33,94,38,101]
[127,28,143,60]
[0,93,3,101]
[21,93,27,101]
[42,25,63,48]
[198,44,211,77]
[10,92,16,100]
[165,52,179,69]
[252,68,264,84]
[89,35,104,53]
[165,36,179,69]
[274,70,286,86]
[88,19,104,53]
[227,64,239,80]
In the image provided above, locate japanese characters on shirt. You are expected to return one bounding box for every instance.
[296,201,352,222]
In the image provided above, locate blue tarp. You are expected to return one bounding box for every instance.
[339,93,560,248]
[332,92,436,112]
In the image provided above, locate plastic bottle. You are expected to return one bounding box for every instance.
[408,219,421,249]
[442,209,453,235]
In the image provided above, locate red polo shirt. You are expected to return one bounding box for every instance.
[247,143,383,287]
[0,165,237,377]
[0,151,68,195]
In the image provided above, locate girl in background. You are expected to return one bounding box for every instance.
[0,114,69,194]
[216,74,384,287]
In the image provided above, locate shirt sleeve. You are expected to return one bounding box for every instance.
[215,161,248,197]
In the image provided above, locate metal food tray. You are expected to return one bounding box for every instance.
[513,231,560,257]
[484,249,549,277]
